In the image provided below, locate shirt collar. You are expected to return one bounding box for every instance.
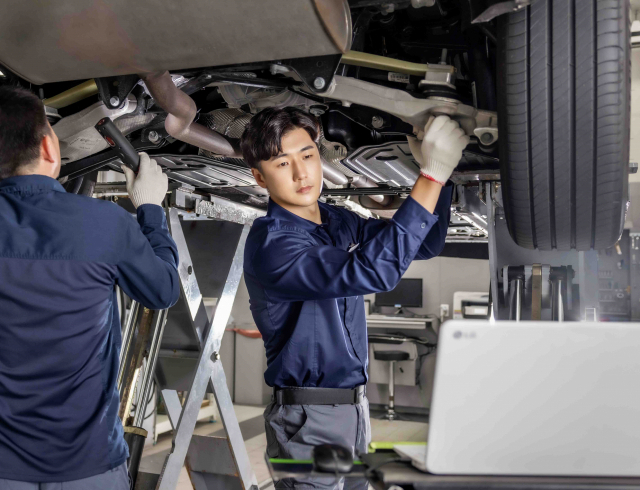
[0,175,66,194]
[267,198,339,232]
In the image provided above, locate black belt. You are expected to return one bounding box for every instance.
[273,386,366,405]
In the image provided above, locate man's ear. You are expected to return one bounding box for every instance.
[251,167,268,189]
[41,133,58,166]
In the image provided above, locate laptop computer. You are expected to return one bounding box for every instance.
[415,320,640,477]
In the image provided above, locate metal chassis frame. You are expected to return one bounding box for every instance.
[317,75,498,139]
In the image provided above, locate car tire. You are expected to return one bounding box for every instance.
[496,0,630,250]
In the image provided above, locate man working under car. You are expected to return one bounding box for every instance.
[0,85,179,488]
[240,107,468,489]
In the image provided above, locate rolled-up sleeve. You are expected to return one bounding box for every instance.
[116,204,180,310]
[250,197,439,303]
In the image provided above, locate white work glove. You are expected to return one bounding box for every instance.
[121,152,168,208]
[407,115,470,185]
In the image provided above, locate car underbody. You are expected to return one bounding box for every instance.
[1,0,503,243]
[0,0,632,321]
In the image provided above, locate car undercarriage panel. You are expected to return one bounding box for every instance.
[0,0,351,84]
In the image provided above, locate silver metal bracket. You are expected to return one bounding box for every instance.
[418,64,456,90]
[170,185,266,225]
[318,75,497,135]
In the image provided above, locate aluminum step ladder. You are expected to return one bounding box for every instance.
[125,204,259,490]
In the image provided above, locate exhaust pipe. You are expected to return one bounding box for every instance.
[140,71,241,157]
[321,158,349,185]
[351,176,391,206]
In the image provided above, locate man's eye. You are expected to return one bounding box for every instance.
[278,161,288,167]
[303,154,313,160]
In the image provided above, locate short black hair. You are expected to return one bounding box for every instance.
[240,107,319,169]
[0,84,50,180]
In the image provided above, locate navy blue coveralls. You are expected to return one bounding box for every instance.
[0,175,180,482]
[243,187,452,390]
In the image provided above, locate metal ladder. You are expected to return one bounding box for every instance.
[118,204,259,490]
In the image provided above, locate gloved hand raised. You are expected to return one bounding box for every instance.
[407,115,470,185]
[122,152,168,208]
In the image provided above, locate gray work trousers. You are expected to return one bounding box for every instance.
[265,395,371,490]
[0,463,129,490]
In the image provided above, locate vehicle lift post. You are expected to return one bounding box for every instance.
[485,183,600,321]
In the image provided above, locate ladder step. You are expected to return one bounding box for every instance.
[187,434,238,476]
[133,471,160,490]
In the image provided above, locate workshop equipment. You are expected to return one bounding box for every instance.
[427,321,640,476]
[124,426,149,484]
[268,452,640,490]
[95,117,140,172]
[452,292,489,320]
[483,183,599,321]
[119,309,169,483]
[116,186,263,490]
[373,350,410,421]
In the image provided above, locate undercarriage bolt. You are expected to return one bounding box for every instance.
[480,132,494,145]
[109,96,120,107]
[371,115,384,129]
[148,131,160,143]
[313,77,326,90]
[310,105,326,116]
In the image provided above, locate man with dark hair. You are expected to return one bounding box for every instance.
[241,107,468,489]
[0,85,55,180]
[0,84,180,488]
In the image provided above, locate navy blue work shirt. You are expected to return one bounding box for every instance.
[243,186,452,389]
[0,175,180,482]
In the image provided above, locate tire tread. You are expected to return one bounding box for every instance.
[497,0,630,251]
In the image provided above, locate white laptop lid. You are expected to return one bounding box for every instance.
[426,321,640,477]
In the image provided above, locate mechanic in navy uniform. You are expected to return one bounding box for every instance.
[240,107,469,489]
[0,85,180,488]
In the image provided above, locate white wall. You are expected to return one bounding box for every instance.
[365,256,490,318]
[624,48,640,229]
[631,48,640,175]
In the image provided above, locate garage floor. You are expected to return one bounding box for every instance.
[139,404,429,489]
